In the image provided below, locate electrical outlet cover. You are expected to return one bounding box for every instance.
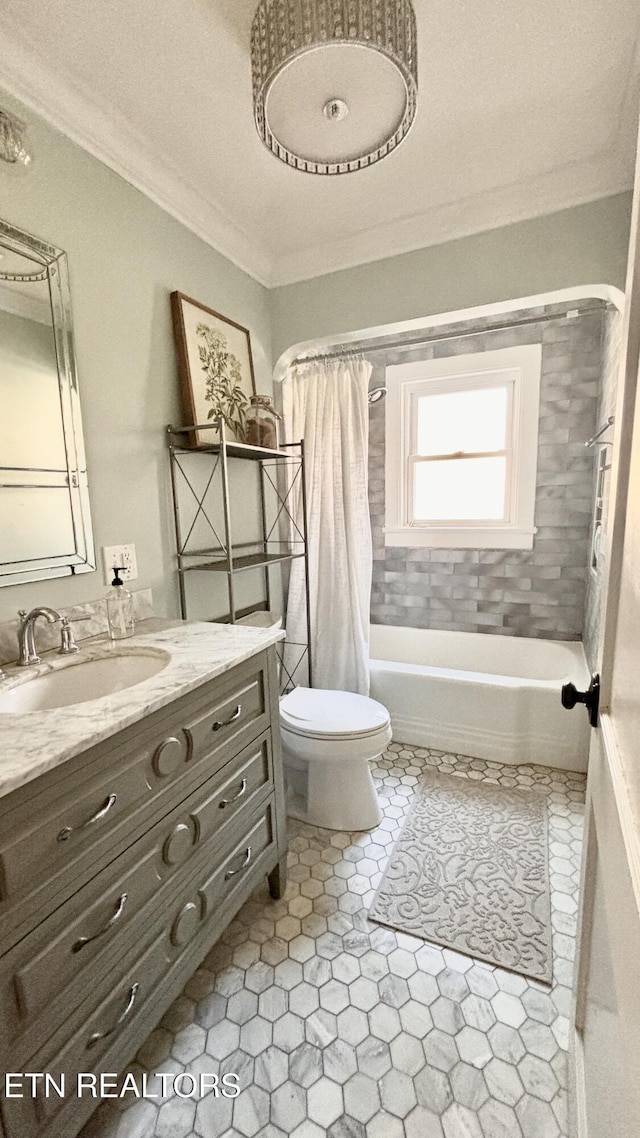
[102,544,138,584]
[121,543,138,581]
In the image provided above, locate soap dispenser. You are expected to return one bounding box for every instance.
[106,567,135,640]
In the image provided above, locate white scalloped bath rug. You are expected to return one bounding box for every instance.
[369,770,552,983]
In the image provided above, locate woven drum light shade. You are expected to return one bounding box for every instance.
[251,0,418,174]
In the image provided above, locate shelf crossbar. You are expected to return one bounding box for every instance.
[170,448,228,558]
[262,461,306,545]
[277,639,309,694]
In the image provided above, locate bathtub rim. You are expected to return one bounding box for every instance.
[369,657,587,690]
[369,625,590,687]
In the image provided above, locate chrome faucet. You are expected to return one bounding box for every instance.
[17,607,63,666]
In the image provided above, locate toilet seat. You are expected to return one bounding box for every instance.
[280,687,390,742]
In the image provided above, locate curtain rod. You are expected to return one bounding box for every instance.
[292,303,611,368]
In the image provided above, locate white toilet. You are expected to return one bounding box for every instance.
[279,687,392,831]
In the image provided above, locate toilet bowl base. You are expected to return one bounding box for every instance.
[283,749,383,831]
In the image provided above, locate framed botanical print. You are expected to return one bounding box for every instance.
[170,292,256,446]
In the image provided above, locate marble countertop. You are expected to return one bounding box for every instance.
[0,618,285,799]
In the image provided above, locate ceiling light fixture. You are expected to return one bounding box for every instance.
[251,0,418,175]
[0,109,31,168]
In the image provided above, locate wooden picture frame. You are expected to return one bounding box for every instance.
[170,291,256,446]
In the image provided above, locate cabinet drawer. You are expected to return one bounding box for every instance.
[1,800,279,1138]
[191,736,272,835]
[178,807,276,943]
[43,934,169,1124]
[0,734,274,1064]
[0,653,271,941]
[184,669,267,765]
[11,932,171,1134]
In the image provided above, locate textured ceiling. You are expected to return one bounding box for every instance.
[0,0,638,285]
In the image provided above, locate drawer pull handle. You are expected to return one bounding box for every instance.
[73,893,128,952]
[57,793,117,842]
[212,704,242,731]
[225,846,253,880]
[86,982,139,1050]
[219,778,248,809]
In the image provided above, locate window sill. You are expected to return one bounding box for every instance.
[383,526,537,550]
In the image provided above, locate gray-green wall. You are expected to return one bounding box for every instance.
[0,90,272,624]
[270,194,632,361]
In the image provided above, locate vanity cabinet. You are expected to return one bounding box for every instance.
[0,647,287,1138]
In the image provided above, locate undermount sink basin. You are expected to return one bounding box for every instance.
[0,651,170,713]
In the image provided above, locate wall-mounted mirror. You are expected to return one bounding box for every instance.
[0,219,95,586]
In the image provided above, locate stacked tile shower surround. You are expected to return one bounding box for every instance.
[79,743,584,1138]
[368,303,606,640]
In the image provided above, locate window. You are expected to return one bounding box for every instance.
[385,345,542,549]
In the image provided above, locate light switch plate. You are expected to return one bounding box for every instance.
[102,544,138,584]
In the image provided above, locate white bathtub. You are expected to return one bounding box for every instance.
[369,625,591,772]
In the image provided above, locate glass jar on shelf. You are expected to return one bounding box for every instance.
[245,394,282,450]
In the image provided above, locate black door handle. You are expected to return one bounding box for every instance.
[561,673,600,728]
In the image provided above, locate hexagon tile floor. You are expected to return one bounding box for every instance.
[80,743,585,1138]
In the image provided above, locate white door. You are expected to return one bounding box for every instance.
[570,119,640,1136]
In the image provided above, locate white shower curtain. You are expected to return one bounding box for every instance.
[282,356,373,695]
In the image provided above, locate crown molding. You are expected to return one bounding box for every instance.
[269,155,634,286]
[0,19,273,288]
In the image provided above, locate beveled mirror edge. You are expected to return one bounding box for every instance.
[0,218,96,586]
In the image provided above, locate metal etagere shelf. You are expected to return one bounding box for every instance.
[166,422,312,691]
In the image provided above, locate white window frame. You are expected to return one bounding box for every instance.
[384,345,542,549]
